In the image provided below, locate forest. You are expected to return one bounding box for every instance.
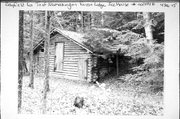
[18,11,164,115]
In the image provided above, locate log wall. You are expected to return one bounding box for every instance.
[49,34,93,81]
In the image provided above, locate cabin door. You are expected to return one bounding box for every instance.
[54,43,64,71]
[78,59,88,80]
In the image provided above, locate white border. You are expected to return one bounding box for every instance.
[1,2,179,119]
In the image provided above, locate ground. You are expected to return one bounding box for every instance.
[21,74,163,115]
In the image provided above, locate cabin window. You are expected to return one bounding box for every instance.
[54,42,64,71]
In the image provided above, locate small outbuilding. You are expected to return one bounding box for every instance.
[33,28,115,82]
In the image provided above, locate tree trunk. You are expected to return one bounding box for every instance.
[42,10,50,114]
[116,51,119,76]
[90,12,95,28]
[29,11,34,89]
[81,11,84,32]
[18,10,24,113]
[89,13,92,29]
[75,12,78,31]
[143,12,153,44]
[101,11,104,27]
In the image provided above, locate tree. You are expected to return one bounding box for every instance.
[42,10,51,114]
[116,12,164,43]
[101,11,104,27]
[28,11,34,89]
[18,10,24,113]
[89,12,93,29]
[51,11,63,30]
[143,12,153,43]
[23,11,46,59]
[81,11,84,32]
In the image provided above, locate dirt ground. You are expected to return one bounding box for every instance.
[21,76,163,115]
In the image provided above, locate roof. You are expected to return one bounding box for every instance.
[33,28,93,53]
[53,28,86,45]
[33,27,134,55]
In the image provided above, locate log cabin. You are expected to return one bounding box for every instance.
[33,28,120,82]
[33,28,99,82]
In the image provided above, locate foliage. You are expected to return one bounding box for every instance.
[83,24,164,87]
[83,29,114,53]
[21,76,163,115]
[83,28,143,54]
[104,12,137,29]
[117,12,164,43]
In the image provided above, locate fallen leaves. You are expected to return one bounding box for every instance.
[21,76,163,115]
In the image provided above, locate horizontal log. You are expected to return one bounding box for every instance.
[64,55,83,57]
[63,61,78,64]
[64,48,84,51]
[63,59,79,62]
[49,63,91,70]
[63,65,78,68]
[64,56,80,59]
[63,60,78,63]
[63,65,78,69]
[52,68,78,74]
[64,53,90,56]
[64,46,85,49]
[63,63,78,66]
[63,68,78,72]
[64,52,89,54]
[65,44,83,48]
[64,51,85,54]
[63,69,78,73]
